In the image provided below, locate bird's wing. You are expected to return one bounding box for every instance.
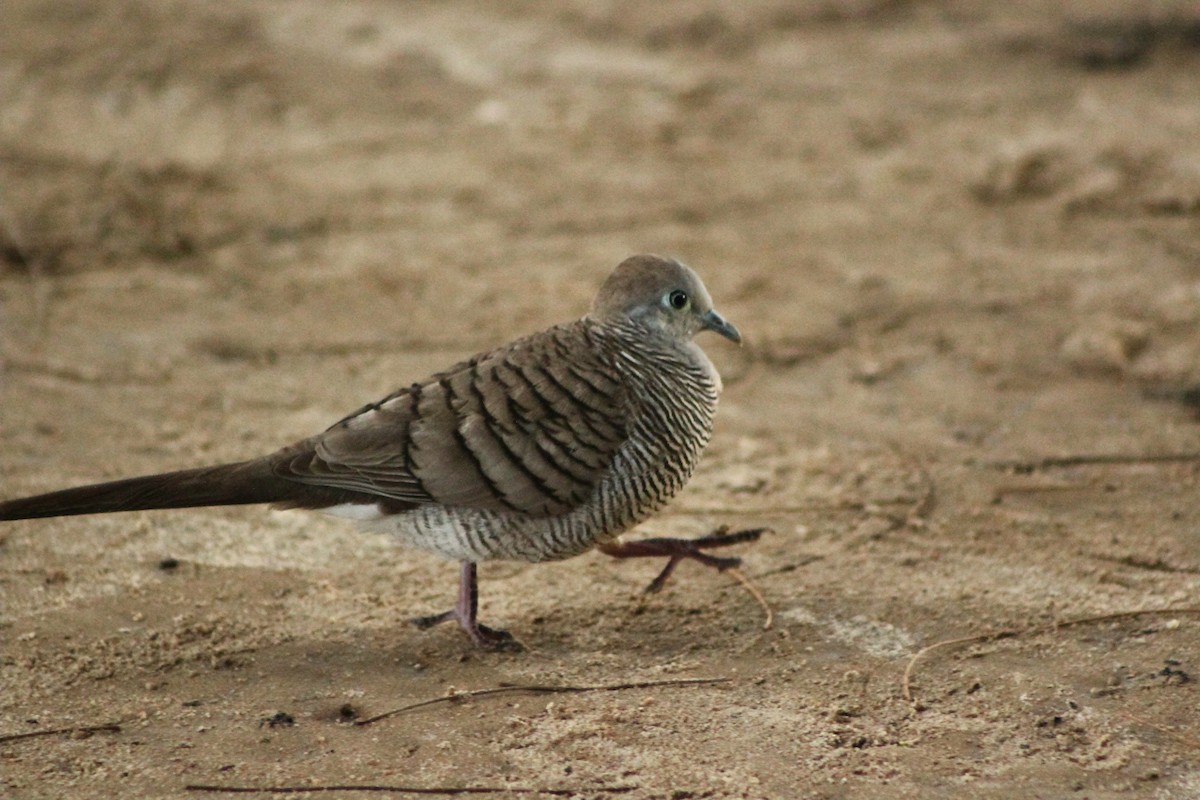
[272,323,629,517]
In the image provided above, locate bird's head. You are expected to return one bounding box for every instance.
[589,254,741,345]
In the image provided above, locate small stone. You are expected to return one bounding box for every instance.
[1059,319,1149,374]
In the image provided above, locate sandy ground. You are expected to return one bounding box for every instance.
[3,1,1200,798]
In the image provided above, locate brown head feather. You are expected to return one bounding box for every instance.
[588,254,740,344]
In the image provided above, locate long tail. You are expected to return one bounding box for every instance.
[0,459,337,520]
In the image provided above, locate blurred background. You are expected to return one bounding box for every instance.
[3,2,1200,797]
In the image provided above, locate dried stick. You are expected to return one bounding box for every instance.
[902,608,1200,705]
[355,677,730,727]
[882,441,936,532]
[1121,711,1200,750]
[186,784,635,796]
[905,456,937,525]
[992,481,1090,501]
[986,453,1200,471]
[661,500,906,517]
[0,722,122,744]
[726,567,774,630]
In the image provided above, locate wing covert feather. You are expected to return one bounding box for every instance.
[271,323,629,516]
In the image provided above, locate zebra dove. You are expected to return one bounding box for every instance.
[0,254,762,648]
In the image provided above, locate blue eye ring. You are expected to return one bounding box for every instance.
[667,289,689,310]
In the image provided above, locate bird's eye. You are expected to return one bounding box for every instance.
[667,289,689,310]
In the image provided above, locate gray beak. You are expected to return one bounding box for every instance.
[701,309,742,344]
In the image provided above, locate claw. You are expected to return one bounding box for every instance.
[600,526,768,593]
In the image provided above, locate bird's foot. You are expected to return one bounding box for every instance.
[599,526,768,593]
[409,610,523,651]
[409,560,524,651]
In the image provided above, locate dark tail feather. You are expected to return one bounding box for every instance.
[0,460,315,520]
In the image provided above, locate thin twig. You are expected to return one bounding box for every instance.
[902,632,1021,705]
[186,784,636,796]
[0,194,30,269]
[753,556,824,578]
[0,722,122,744]
[903,608,1200,705]
[354,677,730,727]
[881,441,936,532]
[726,568,773,630]
[0,190,52,338]
[1121,711,1200,750]
[984,453,1200,471]
[660,500,898,517]
[992,481,1091,501]
[905,456,937,525]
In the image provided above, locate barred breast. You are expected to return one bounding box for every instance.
[350,318,721,563]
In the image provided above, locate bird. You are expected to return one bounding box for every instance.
[0,254,763,649]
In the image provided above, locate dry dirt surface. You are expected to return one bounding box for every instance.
[3,2,1200,798]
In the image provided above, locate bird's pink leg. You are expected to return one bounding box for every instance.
[410,561,522,651]
[599,527,767,593]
